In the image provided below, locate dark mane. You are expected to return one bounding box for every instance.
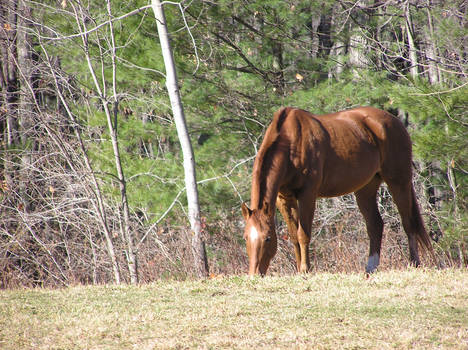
[251,107,290,210]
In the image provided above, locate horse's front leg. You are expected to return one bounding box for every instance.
[297,192,317,273]
[276,193,301,271]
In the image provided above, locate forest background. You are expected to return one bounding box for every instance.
[0,0,466,287]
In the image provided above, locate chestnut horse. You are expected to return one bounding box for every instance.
[242,106,433,275]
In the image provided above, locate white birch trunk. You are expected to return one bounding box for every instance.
[424,6,440,85]
[151,0,208,278]
[405,4,419,79]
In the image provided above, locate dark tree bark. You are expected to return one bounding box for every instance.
[17,0,36,212]
[0,0,20,195]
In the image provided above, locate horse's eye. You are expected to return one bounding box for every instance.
[265,236,271,242]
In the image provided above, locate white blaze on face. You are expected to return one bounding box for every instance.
[249,226,259,242]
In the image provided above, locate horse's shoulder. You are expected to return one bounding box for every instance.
[270,107,308,134]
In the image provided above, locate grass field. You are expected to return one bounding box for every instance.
[1,268,467,349]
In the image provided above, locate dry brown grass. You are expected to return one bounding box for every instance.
[1,269,466,349]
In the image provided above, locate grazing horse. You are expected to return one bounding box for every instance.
[241,106,433,276]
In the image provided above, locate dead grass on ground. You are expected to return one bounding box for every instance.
[1,269,466,349]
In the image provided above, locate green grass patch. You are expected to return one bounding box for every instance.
[1,269,466,349]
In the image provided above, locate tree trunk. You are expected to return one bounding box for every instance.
[151,0,209,278]
[0,0,19,194]
[309,15,321,59]
[328,4,346,80]
[104,0,138,284]
[17,0,36,213]
[348,2,370,78]
[404,3,419,79]
[271,39,284,94]
[424,4,440,85]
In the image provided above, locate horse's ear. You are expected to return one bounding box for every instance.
[241,202,252,220]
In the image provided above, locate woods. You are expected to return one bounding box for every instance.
[0,0,466,287]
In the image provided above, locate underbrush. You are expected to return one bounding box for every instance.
[1,192,465,287]
[137,194,463,281]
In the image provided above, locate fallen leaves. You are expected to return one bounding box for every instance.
[295,73,304,82]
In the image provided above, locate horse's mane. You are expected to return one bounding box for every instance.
[251,107,290,210]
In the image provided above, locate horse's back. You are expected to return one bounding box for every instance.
[291,106,411,155]
[315,106,404,136]
[275,106,412,196]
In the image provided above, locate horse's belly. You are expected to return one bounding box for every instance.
[317,154,380,197]
[318,174,376,197]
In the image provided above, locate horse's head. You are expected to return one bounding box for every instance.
[241,202,277,276]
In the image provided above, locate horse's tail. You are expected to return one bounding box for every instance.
[411,187,437,261]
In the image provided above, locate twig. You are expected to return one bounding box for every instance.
[137,155,255,247]
[40,5,153,41]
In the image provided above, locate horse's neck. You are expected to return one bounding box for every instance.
[251,147,287,213]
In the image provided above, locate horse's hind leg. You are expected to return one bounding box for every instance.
[384,179,425,267]
[355,175,384,273]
